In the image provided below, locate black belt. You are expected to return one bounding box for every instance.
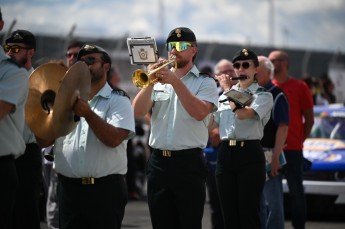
[153,148,202,157]
[58,174,124,185]
[222,139,260,147]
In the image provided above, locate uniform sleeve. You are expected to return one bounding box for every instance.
[196,77,219,112]
[250,91,273,120]
[108,95,136,140]
[0,65,28,108]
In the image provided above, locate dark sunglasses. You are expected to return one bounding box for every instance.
[3,44,30,53]
[79,56,103,66]
[65,52,78,58]
[233,62,250,70]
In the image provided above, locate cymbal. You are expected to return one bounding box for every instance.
[53,61,91,137]
[25,63,68,140]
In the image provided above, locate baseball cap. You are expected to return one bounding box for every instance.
[166,27,196,43]
[77,44,111,65]
[6,30,36,49]
[232,48,259,67]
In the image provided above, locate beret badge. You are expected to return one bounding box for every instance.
[175,29,182,38]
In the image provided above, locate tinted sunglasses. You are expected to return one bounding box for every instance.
[166,42,192,52]
[3,44,30,53]
[80,57,103,66]
[65,52,78,58]
[233,62,250,70]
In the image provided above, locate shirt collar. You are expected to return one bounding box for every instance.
[94,82,113,99]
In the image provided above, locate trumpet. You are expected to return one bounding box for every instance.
[132,57,176,88]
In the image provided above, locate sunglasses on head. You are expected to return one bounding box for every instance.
[65,52,78,58]
[3,44,30,54]
[233,62,251,70]
[80,56,103,66]
[166,41,192,52]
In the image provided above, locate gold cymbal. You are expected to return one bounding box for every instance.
[25,63,68,140]
[53,61,91,137]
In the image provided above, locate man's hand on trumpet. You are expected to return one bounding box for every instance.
[152,58,177,85]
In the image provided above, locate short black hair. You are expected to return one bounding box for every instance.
[0,8,3,21]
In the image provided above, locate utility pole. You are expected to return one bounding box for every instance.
[158,0,164,40]
[268,0,275,47]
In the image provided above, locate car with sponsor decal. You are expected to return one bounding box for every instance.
[283,103,345,218]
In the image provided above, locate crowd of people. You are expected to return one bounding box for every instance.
[0,6,340,229]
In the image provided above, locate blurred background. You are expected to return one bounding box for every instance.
[1,0,345,100]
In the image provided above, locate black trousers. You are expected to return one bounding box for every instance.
[216,140,266,229]
[58,174,127,229]
[0,155,18,229]
[13,143,42,229]
[146,148,208,229]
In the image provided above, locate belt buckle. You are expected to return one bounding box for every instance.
[82,177,95,185]
[229,140,236,146]
[162,150,172,157]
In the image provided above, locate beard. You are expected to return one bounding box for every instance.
[11,56,27,67]
[176,59,189,69]
[90,67,104,83]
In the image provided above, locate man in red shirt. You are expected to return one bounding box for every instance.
[269,50,314,229]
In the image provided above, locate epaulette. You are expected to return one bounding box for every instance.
[255,86,267,93]
[112,87,130,100]
[199,72,213,78]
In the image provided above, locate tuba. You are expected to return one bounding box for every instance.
[132,57,176,88]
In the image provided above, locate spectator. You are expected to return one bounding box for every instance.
[269,50,314,229]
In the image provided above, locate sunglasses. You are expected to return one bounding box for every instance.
[80,56,103,66]
[166,42,192,52]
[65,52,78,58]
[3,44,30,54]
[233,62,251,70]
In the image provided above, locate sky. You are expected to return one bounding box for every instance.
[1,0,345,53]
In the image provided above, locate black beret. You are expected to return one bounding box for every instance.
[77,44,111,65]
[166,27,196,43]
[232,48,259,67]
[6,30,36,49]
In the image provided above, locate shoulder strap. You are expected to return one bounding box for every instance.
[112,87,130,100]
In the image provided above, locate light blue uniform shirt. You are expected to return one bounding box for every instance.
[54,83,135,178]
[214,82,273,140]
[149,66,218,150]
[23,67,36,144]
[0,48,29,157]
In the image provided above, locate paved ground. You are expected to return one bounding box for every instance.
[41,200,345,228]
[121,200,345,229]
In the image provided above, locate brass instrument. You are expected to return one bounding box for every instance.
[132,58,176,88]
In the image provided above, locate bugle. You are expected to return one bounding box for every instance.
[132,57,176,88]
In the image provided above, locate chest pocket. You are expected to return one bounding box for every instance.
[153,89,171,119]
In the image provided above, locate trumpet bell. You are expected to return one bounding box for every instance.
[131,58,176,89]
[132,69,150,89]
[25,63,68,140]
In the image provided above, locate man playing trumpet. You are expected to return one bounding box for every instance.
[133,27,218,229]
